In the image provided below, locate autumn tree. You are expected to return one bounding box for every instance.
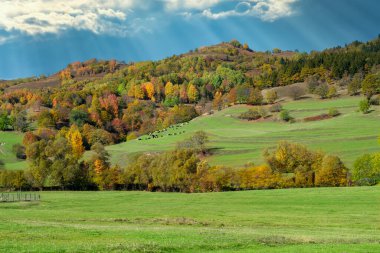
[89,142,119,190]
[179,84,188,103]
[315,155,347,187]
[66,124,85,159]
[187,84,199,103]
[144,82,155,101]
[213,91,223,110]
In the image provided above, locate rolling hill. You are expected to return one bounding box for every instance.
[105,95,380,169]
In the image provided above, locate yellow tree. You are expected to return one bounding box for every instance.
[165,82,174,98]
[66,124,85,159]
[134,85,145,99]
[144,82,155,101]
[127,84,135,97]
[187,84,199,103]
[213,91,223,110]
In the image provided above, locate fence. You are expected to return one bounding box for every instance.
[0,192,40,203]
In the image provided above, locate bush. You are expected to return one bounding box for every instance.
[265,90,278,104]
[12,144,26,159]
[370,95,380,105]
[126,132,138,141]
[307,75,320,93]
[327,86,337,98]
[359,99,370,114]
[314,83,329,99]
[328,108,340,117]
[269,103,282,113]
[279,110,292,122]
[352,153,380,185]
[258,107,269,118]
[288,86,303,100]
[239,108,261,121]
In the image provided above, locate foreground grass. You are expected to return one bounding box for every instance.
[108,96,380,168]
[1,187,379,252]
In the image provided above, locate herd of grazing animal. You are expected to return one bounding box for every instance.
[138,122,190,141]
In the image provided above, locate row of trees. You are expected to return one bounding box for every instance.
[0,130,350,192]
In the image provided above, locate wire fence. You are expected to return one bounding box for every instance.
[0,192,41,203]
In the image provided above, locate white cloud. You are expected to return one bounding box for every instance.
[200,0,299,21]
[0,0,300,44]
[164,0,222,11]
[0,0,139,39]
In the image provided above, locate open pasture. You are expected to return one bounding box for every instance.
[0,187,379,252]
[107,96,380,168]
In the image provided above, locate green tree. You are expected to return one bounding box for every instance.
[69,109,89,127]
[0,113,11,131]
[279,110,292,122]
[348,73,362,95]
[361,73,380,100]
[359,99,370,114]
[25,140,51,190]
[314,83,329,99]
[352,153,380,185]
[12,111,29,132]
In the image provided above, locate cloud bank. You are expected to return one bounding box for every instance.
[0,0,300,43]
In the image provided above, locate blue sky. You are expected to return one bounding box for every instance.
[0,0,379,79]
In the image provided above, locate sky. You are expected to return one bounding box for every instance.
[0,0,379,79]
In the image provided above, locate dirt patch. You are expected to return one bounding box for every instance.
[303,114,332,122]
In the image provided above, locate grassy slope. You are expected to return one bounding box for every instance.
[108,96,380,168]
[0,131,26,170]
[0,187,379,252]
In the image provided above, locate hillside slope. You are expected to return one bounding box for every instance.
[106,96,380,168]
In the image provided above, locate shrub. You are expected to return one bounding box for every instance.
[279,110,292,122]
[307,75,320,93]
[265,90,278,104]
[239,108,261,121]
[359,99,370,114]
[258,107,269,118]
[328,108,340,117]
[370,95,380,105]
[269,103,282,113]
[127,132,138,141]
[327,86,337,98]
[288,86,303,100]
[352,153,380,185]
[12,144,26,159]
[314,83,329,99]
[347,73,362,95]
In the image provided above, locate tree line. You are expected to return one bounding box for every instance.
[1,131,367,192]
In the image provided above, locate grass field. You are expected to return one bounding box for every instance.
[0,187,379,252]
[0,131,26,170]
[107,96,380,168]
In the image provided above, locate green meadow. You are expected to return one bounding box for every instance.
[107,96,380,168]
[0,187,379,252]
[0,131,26,170]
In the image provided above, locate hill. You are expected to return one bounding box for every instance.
[0,36,379,191]
[105,96,380,168]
